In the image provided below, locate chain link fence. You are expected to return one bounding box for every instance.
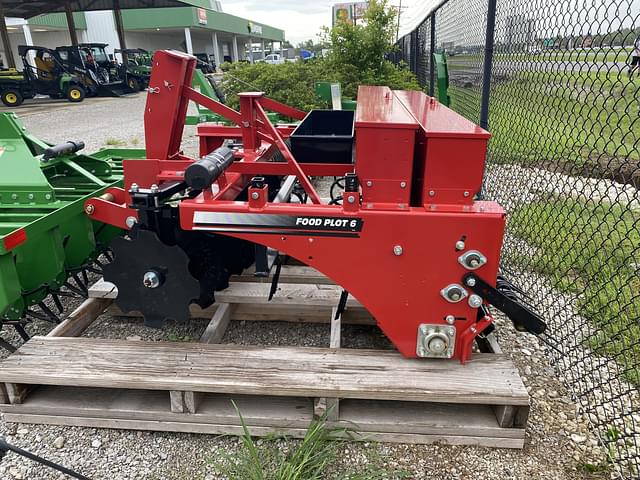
[397,0,639,477]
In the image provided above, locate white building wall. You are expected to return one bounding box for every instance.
[5,30,75,70]
[124,31,187,52]
[83,11,120,56]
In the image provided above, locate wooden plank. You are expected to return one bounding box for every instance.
[326,306,341,421]
[485,333,502,354]
[1,413,523,447]
[2,387,312,427]
[185,303,236,413]
[170,391,185,413]
[47,298,112,338]
[493,405,517,428]
[0,383,7,404]
[0,337,529,405]
[338,399,524,438]
[234,265,332,285]
[0,386,525,448]
[90,280,363,309]
[184,391,199,414]
[200,304,233,344]
[5,383,30,404]
[107,302,375,325]
[329,307,341,350]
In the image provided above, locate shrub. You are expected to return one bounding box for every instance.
[220,0,419,109]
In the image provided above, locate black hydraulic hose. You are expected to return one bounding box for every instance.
[42,140,85,161]
[0,438,92,479]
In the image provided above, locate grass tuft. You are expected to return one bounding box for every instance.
[104,137,127,147]
[211,402,409,480]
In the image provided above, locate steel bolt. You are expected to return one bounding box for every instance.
[125,216,137,228]
[143,271,161,289]
[347,195,356,204]
[251,191,260,200]
[468,294,483,308]
[150,184,159,193]
[28,193,34,200]
[400,181,407,188]
[130,183,139,193]
[393,245,403,256]
[459,250,486,270]
[445,315,455,325]
[441,284,466,303]
[466,277,476,287]
[463,191,470,197]
[448,327,456,336]
[85,204,95,215]
[11,193,18,200]
[45,193,52,200]
[366,181,373,187]
[428,190,435,197]
[455,240,465,250]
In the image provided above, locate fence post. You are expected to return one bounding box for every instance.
[429,13,436,96]
[479,0,497,130]
[410,29,419,74]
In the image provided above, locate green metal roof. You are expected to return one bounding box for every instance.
[0,1,208,19]
[123,7,284,41]
[6,1,284,42]
[29,12,87,30]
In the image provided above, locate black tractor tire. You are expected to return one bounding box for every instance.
[127,77,141,91]
[1,89,24,107]
[66,85,86,103]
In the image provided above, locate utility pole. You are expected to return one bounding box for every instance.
[396,0,402,41]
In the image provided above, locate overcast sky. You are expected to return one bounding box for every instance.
[222,0,425,44]
[222,1,639,45]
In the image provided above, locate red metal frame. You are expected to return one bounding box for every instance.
[86,50,507,363]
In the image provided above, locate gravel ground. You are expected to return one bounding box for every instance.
[0,96,613,479]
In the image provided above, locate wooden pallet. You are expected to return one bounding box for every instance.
[0,265,530,448]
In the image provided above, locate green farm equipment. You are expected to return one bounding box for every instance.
[0,46,89,107]
[185,69,228,125]
[115,48,152,91]
[0,112,144,346]
[432,52,451,107]
[314,82,357,110]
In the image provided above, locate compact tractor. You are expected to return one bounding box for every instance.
[1,49,544,361]
[55,43,133,97]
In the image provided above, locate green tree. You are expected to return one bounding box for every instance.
[322,0,419,97]
[220,0,419,108]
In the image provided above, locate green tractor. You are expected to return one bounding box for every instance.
[0,46,88,107]
[114,48,152,91]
